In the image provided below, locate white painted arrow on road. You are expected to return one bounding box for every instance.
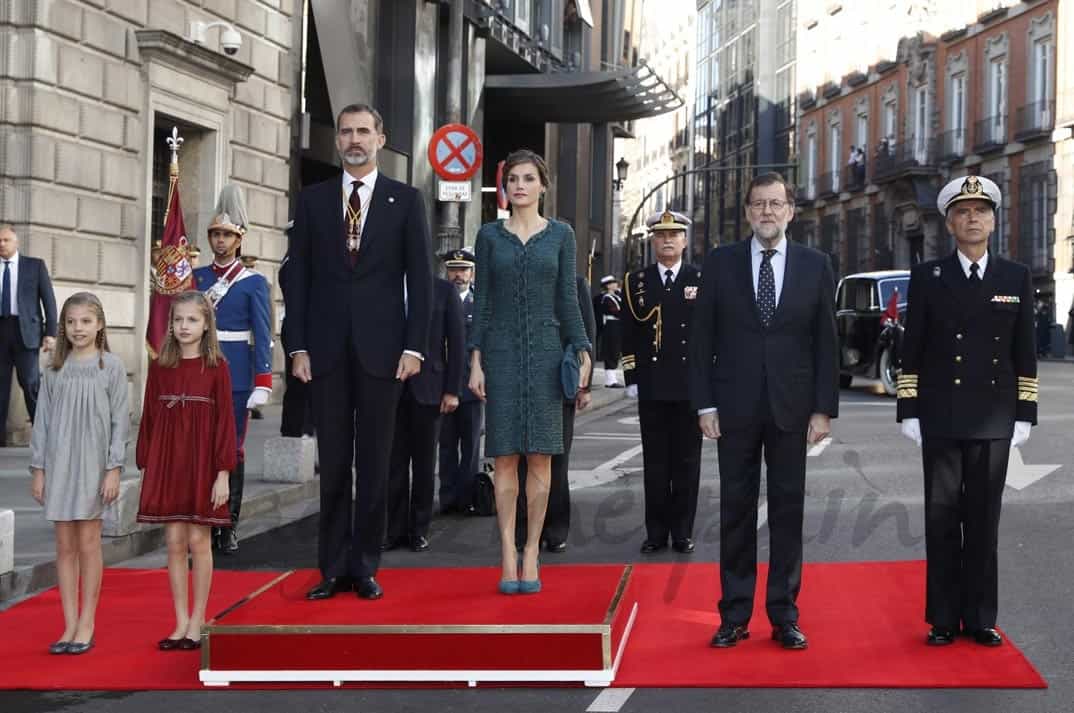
[1005,447,1061,491]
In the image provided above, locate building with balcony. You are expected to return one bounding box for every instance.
[794,0,1069,311]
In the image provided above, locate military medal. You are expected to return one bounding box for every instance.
[343,187,364,254]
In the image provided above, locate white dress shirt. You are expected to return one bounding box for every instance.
[458,288,471,303]
[750,235,787,304]
[656,260,683,286]
[956,249,988,279]
[1,252,19,316]
[341,168,377,236]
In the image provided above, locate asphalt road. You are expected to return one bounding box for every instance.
[5,362,1074,712]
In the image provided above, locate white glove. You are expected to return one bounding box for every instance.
[900,418,922,446]
[625,384,638,399]
[246,387,271,409]
[1010,421,1031,449]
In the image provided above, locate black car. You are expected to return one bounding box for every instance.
[836,270,910,395]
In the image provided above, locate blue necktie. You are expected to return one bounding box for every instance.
[1,261,10,317]
[757,249,777,327]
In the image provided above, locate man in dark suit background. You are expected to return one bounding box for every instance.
[0,226,57,446]
[437,248,481,516]
[690,172,838,650]
[278,222,314,439]
[515,274,596,553]
[286,104,433,600]
[384,276,464,552]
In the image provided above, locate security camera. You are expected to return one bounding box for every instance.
[220,27,242,56]
[188,21,242,56]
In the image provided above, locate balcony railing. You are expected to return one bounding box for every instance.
[939,128,967,163]
[1015,100,1055,141]
[843,162,866,192]
[973,115,1007,153]
[874,136,937,181]
[817,171,840,197]
[797,180,817,203]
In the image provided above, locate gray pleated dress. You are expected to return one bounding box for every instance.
[29,351,130,522]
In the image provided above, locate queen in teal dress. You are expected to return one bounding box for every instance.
[469,218,591,455]
[467,150,592,596]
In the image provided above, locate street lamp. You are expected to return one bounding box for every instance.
[613,157,630,190]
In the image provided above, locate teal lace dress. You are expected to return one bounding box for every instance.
[469,219,591,456]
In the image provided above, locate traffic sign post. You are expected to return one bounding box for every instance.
[428,124,483,188]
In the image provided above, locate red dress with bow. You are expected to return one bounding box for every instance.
[136,357,237,527]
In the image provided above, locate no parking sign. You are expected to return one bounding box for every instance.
[428,124,483,182]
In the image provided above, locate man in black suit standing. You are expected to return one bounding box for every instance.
[437,248,482,516]
[384,275,464,551]
[897,175,1036,647]
[690,172,838,650]
[622,210,703,556]
[286,104,433,600]
[0,226,57,446]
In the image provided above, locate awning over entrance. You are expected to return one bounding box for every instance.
[484,62,682,124]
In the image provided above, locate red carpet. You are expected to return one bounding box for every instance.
[0,562,1047,690]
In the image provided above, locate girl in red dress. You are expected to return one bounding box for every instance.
[137,292,237,651]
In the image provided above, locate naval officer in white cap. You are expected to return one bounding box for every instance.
[896,175,1037,647]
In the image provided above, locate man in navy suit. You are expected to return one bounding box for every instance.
[285,103,433,600]
[0,226,57,446]
[436,248,482,516]
[384,276,464,551]
[690,172,838,651]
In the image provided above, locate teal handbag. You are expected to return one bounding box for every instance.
[560,345,580,399]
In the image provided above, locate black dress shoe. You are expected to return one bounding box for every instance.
[66,638,95,655]
[771,623,808,650]
[971,627,1003,647]
[460,504,478,517]
[306,577,350,600]
[157,637,183,651]
[48,641,70,655]
[410,535,430,552]
[926,626,957,646]
[671,538,695,554]
[544,539,568,553]
[380,537,404,552]
[355,576,383,600]
[640,539,668,554]
[221,528,239,554]
[710,623,750,648]
[178,637,201,650]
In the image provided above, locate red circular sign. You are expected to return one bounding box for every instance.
[428,124,483,181]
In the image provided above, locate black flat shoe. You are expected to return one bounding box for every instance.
[771,623,808,650]
[672,538,695,554]
[66,638,95,655]
[178,637,201,650]
[356,576,383,600]
[710,623,750,648]
[410,535,430,552]
[971,628,1003,647]
[306,576,351,600]
[544,539,568,553]
[48,641,70,655]
[157,637,183,651]
[640,539,668,554]
[926,626,957,646]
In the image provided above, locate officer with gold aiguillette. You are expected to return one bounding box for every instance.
[896,175,1037,648]
[622,209,703,555]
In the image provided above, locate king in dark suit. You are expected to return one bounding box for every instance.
[622,210,703,555]
[0,225,57,445]
[690,173,839,651]
[285,104,433,600]
[897,175,1037,648]
[384,276,465,551]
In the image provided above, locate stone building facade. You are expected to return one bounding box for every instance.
[794,0,1070,336]
[0,1,296,442]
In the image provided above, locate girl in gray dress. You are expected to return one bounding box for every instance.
[30,292,129,655]
[469,150,592,594]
